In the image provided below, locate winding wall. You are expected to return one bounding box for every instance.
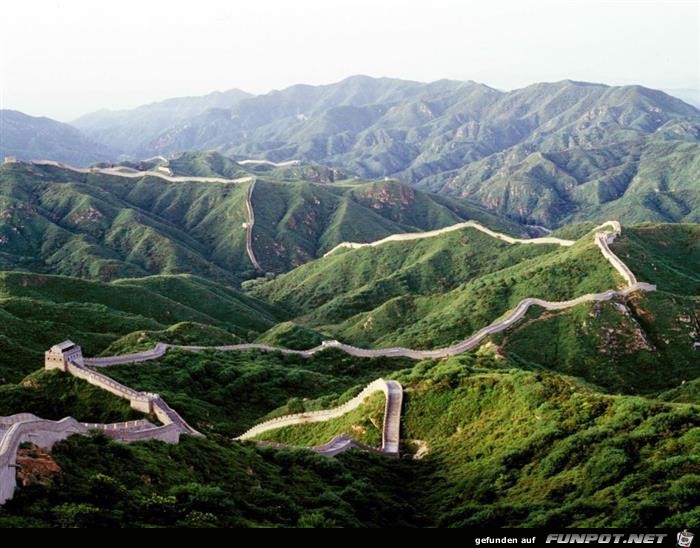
[30,160,254,184]
[64,361,200,436]
[245,180,263,271]
[80,221,655,365]
[78,286,657,363]
[237,159,301,167]
[0,220,655,502]
[323,220,576,257]
[237,379,403,456]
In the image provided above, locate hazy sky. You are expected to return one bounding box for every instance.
[2,0,699,121]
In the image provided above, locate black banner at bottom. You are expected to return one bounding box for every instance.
[453,529,694,548]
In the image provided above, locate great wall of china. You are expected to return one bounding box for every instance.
[323,219,577,257]
[78,220,654,364]
[244,180,263,271]
[237,379,403,455]
[29,159,255,184]
[27,159,264,273]
[0,219,655,504]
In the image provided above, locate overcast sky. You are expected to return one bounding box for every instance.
[1,0,698,121]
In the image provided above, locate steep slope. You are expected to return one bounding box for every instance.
[498,224,700,394]
[0,160,253,283]
[399,360,699,527]
[424,140,700,226]
[0,110,116,166]
[248,178,522,272]
[0,160,523,281]
[252,222,697,395]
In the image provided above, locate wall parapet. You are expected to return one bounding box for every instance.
[236,379,403,455]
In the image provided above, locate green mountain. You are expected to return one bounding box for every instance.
[252,224,617,347]
[496,224,700,394]
[253,223,698,395]
[0,148,696,528]
[0,271,279,382]
[73,77,700,227]
[0,221,697,528]
[0,110,117,166]
[0,158,523,281]
[2,345,695,527]
[424,139,700,226]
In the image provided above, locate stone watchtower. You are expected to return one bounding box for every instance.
[45,340,84,371]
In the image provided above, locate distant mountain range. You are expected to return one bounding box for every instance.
[0,110,117,166]
[72,89,252,155]
[2,76,699,227]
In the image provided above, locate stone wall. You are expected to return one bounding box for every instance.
[62,362,200,435]
[66,362,142,401]
[594,229,637,287]
[238,379,403,456]
[323,220,577,257]
[237,379,388,440]
[83,343,169,367]
[102,423,181,444]
[0,417,86,504]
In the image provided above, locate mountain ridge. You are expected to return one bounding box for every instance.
[60,76,700,227]
[0,110,118,166]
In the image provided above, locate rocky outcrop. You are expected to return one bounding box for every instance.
[0,415,86,504]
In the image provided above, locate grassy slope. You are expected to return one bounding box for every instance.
[397,357,700,527]
[253,225,621,349]
[0,161,523,280]
[252,352,699,527]
[253,392,385,448]
[0,162,252,283]
[609,224,699,295]
[254,321,327,350]
[0,271,279,382]
[250,178,523,272]
[98,348,413,436]
[498,224,699,394]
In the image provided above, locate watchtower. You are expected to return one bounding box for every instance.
[45,341,84,371]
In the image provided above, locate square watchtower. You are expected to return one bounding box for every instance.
[45,340,84,371]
